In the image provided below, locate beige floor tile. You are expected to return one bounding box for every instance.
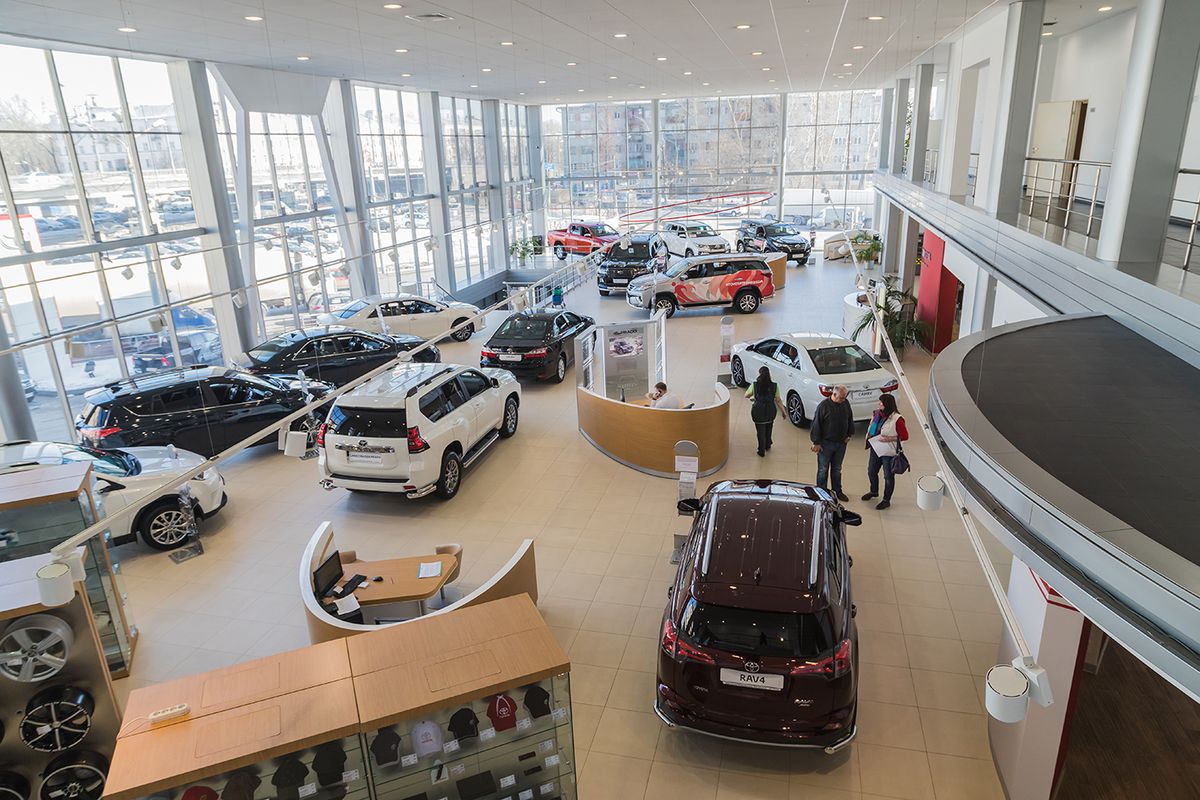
[591,708,662,758]
[548,625,578,652]
[852,601,902,633]
[910,670,983,714]
[620,636,660,673]
[918,708,990,759]
[961,641,999,676]
[581,602,640,635]
[888,556,942,582]
[857,744,935,799]
[578,751,651,800]
[606,553,656,579]
[883,534,935,559]
[858,663,917,706]
[547,570,603,601]
[567,630,628,669]
[594,575,650,605]
[899,605,960,639]
[856,701,926,751]
[606,669,656,712]
[571,663,618,706]
[944,582,1001,614]
[720,739,795,778]
[645,760,720,800]
[892,579,950,609]
[853,574,898,605]
[953,611,1003,644]
[570,701,605,752]
[858,631,909,668]
[655,725,725,766]
[562,548,612,575]
[715,771,790,800]
[789,747,861,793]
[937,558,987,586]
[927,753,1006,799]
[903,635,970,675]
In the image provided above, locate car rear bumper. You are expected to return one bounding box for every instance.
[654,685,856,753]
[322,471,437,498]
[480,357,554,380]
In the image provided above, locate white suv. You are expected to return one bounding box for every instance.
[317,364,520,500]
[660,221,730,258]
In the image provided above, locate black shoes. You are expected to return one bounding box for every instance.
[835,491,850,502]
[757,450,765,457]
[876,500,891,510]
[861,492,877,501]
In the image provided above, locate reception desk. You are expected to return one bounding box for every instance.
[576,383,730,477]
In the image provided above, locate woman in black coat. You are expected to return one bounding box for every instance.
[745,366,783,457]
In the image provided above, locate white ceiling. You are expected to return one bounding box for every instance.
[0,0,1138,103]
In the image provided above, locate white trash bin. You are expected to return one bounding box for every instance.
[916,474,946,512]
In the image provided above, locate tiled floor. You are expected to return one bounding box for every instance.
[111,251,1006,799]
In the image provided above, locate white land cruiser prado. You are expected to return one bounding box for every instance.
[660,221,731,258]
[317,363,520,500]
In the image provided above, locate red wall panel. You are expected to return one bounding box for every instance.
[915,230,958,353]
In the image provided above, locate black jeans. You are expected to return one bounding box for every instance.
[815,440,847,492]
[868,451,895,501]
[755,421,774,454]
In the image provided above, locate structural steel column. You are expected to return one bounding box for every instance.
[889,78,910,175]
[323,80,376,296]
[984,0,1044,216]
[1097,0,1200,263]
[908,64,935,183]
[482,100,507,274]
[879,87,895,172]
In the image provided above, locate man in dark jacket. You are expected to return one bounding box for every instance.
[810,384,855,501]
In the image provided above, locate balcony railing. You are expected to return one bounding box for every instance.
[966,153,980,201]
[1022,156,1110,238]
[1167,167,1200,270]
[923,149,939,184]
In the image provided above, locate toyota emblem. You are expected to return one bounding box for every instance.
[745,661,761,673]
[358,440,367,447]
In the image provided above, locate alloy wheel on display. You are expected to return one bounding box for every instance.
[0,771,30,800]
[39,751,108,800]
[788,393,805,426]
[0,615,74,683]
[20,686,94,753]
[147,509,189,547]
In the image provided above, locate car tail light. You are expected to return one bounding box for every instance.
[661,618,715,664]
[481,347,497,359]
[81,426,122,442]
[818,384,834,397]
[880,379,899,393]
[159,357,170,366]
[407,426,430,454]
[789,638,853,679]
[525,347,548,358]
[316,422,327,447]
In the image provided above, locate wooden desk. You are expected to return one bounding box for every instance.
[336,554,457,614]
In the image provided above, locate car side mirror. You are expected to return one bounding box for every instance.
[491,377,500,388]
[851,603,858,619]
[840,509,863,527]
[677,498,701,516]
[96,478,126,494]
[667,586,674,598]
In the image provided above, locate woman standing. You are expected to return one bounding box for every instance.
[745,366,782,457]
[862,393,909,509]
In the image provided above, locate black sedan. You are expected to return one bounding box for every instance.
[75,367,334,458]
[481,310,593,383]
[735,221,812,264]
[597,233,667,296]
[242,327,438,387]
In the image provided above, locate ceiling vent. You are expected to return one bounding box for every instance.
[407,12,454,21]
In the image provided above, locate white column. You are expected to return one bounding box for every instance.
[879,87,895,172]
[322,80,376,296]
[889,78,910,175]
[418,91,453,291]
[984,0,1044,216]
[880,200,904,276]
[482,100,507,273]
[907,64,935,182]
[947,64,983,197]
[526,105,547,239]
[1097,0,1200,263]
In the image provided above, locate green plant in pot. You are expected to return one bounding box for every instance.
[851,231,882,263]
[851,278,931,360]
[509,237,536,266]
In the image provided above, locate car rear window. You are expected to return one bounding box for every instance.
[495,317,549,339]
[327,406,407,438]
[80,403,108,426]
[807,345,881,375]
[679,599,832,658]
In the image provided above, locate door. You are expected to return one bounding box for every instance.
[456,370,495,446]
[344,334,395,381]
[1028,100,1087,205]
[419,378,471,455]
[368,301,407,335]
[145,382,218,455]
[202,378,287,450]
[555,312,587,364]
[744,339,782,377]
[771,341,803,398]
[402,299,447,339]
[286,337,342,384]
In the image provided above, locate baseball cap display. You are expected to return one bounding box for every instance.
[486,694,518,731]
[271,757,309,800]
[447,707,479,742]
[523,684,552,719]
[411,720,442,757]
[220,771,261,800]
[181,787,218,800]
[370,728,402,766]
[312,742,346,786]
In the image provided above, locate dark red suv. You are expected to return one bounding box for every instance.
[657,479,862,752]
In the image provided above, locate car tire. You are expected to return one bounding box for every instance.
[554,243,566,260]
[499,395,520,438]
[731,356,747,388]
[787,391,808,427]
[685,249,695,258]
[435,449,462,500]
[654,295,677,318]
[599,288,610,296]
[450,318,474,342]
[736,241,745,252]
[552,353,567,383]
[136,498,193,551]
[734,289,760,314]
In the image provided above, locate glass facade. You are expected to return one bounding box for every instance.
[500,103,534,249]
[440,96,494,288]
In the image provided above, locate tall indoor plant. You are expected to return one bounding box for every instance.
[509,237,536,267]
[851,277,930,360]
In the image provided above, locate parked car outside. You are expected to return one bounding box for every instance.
[660,221,730,258]
[130,331,222,374]
[480,310,594,383]
[76,367,333,458]
[658,479,861,752]
[0,441,226,551]
[626,253,779,317]
[546,221,620,259]
[730,333,898,425]
[242,327,438,387]
[318,294,481,342]
[317,363,521,500]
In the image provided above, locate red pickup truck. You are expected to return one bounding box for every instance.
[546,221,620,259]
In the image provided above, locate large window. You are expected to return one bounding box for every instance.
[500,103,534,248]
[440,96,493,288]
[0,43,214,441]
[353,85,435,294]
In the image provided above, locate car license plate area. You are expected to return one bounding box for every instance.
[719,668,784,691]
[612,278,628,284]
[346,452,384,465]
[852,389,875,400]
[498,353,522,362]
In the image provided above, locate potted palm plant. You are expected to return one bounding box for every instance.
[851,278,930,360]
[509,237,536,267]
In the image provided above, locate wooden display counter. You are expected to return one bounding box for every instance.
[576,383,730,477]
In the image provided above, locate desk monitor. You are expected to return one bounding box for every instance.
[313,550,343,598]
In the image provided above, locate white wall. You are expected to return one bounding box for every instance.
[991,281,1045,327]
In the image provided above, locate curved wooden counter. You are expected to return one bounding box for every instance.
[576,384,730,477]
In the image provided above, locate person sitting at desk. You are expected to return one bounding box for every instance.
[646,382,683,409]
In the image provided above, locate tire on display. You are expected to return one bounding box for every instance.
[730,356,747,388]
[435,450,462,500]
[450,319,474,342]
[0,614,74,683]
[734,289,760,314]
[499,395,520,438]
[554,243,566,260]
[39,751,108,800]
[553,354,567,383]
[787,391,808,427]
[654,295,677,318]
[0,772,29,800]
[136,498,192,551]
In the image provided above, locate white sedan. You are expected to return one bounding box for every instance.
[318,294,481,342]
[731,333,898,426]
[0,441,226,551]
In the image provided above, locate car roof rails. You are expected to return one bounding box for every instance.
[405,365,457,398]
[1,440,32,447]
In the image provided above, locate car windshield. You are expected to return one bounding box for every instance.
[807,345,882,375]
[495,317,550,339]
[764,224,804,237]
[666,259,698,277]
[61,446,138,478]
[609,242,651,259]
[591,223,617,236]
[247,336,294,362]
[335,300,369,319]
[684,224,715,236]
[680,599,832,658]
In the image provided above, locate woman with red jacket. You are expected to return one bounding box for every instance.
[862,393,909,510]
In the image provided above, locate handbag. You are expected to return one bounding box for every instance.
[891,440,911,475]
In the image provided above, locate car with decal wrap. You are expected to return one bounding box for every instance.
[625,253,781,317]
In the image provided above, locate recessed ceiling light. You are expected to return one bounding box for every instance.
[566,62,577,66]
[469,84,478,88]
[660,92,666,96]
[702,81,710,86]
[683,71,692,76]
[638,84,646,89]
[867,15,884,22]
[538,79,547,84]
[383,3,403,9]
[296,55,310,61]
[400,72,412,77]
[577,88,585,92]
[852,44,864,50]
[735,24,752,30]
[761,67,770,71]
[843,62,853,67]
[244,15,264,22]
[481,67,492,72]
[656,56,667,61]
[117,26,137,33]
[609,75,617,79]
[394,48,408,53]
[1097,5,1113,10]
[751,51,764,56]
[768,79,776,83]
[613,33,628,38]
[519,92,525,95]
[500,40,513,46]
[1042,31,1053,36]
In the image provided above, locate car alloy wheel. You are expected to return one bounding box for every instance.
[736,241,745,252]
[500,397,519,438]
[451,319,474,342]
[787,392,807,427]
[554,243,566,260]
[730,356,746,387]
[38,751,108,800]
[685,249,694,258]
[0,614,74,683]
[735,291,759,313]
[654,297,676,318]
[0,771,30,800]
[554,354,567,383]
[439,453,461,499]
[146,507,189,548]
[21,686,94,752]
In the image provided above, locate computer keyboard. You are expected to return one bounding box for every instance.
[334,574,367,598]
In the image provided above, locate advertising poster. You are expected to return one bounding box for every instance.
[607,327,644,359]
